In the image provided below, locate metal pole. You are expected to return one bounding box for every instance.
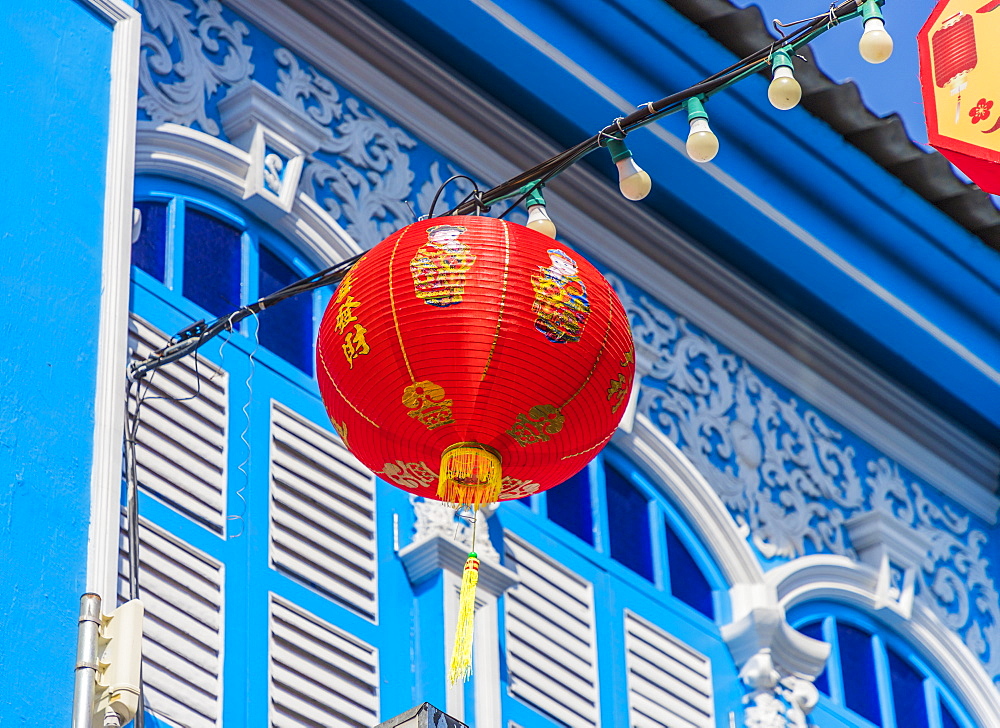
[73,593,102,728]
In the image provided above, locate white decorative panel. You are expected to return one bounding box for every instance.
[269,596,379,727]
[624,611,714,728]
[269,402,377,619]
[128,314,228,533]
[118,516,223,728]
[504,534,599,727]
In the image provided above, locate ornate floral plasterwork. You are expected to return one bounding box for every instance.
[137,0,254,135]
[137,0,478,250]
[275,51,418,247]
[610,274,1000,684]
[740,650,817,728]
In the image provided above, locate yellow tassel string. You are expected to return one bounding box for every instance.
[448,552,480,684]
[438,442,502,506]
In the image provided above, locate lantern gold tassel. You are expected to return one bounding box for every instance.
[438,442,502,506]
[448,551,480,684]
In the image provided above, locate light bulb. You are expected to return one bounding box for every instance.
[615,157,652,201]
[859,17,893,63]
[526,204,557,238]
[686,117,719,163]
[768,66,801,111]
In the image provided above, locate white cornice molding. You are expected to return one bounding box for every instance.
[86,0,141,603]
[771,555,1000,728]
[220,0,999,523]
[135,123,362,266]
[397,536,519,597]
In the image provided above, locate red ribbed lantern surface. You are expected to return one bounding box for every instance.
[316,215,634,505]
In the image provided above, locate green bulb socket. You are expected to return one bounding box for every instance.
[524,186,546,209]
[771,47,795,72]
[861,0,885,24]
[684,96,709,122]
[605,138,633,164]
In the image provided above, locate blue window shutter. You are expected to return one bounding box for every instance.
[269,401,378,620]
[128,315,228,534]
[624,610,714,727]
[119,516,223,728]
[269,596,379,727]
[504,533,599,727]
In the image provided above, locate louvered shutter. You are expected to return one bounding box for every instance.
[269,596,379,727]
[118,516,223,728]
[624,611,714,728]
[128,315,228,534]
[269,402,378,620]
[504,534,600,727]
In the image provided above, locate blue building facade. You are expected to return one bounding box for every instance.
[4,0,1000,727]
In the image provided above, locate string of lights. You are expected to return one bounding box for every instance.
[128,0,890,378]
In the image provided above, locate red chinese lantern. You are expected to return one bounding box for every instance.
[316,215,634,680]
[317,215,634,506]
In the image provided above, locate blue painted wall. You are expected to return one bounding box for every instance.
[0,0,115,722]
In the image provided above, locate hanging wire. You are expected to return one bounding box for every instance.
[427,174,481,219]
[228,309,260,539]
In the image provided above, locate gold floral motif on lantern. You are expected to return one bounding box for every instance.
[403,380,456,430]
[507,404,566,446]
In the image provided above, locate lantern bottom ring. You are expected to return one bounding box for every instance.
[438,442,503,506]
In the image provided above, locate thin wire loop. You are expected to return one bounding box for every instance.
[427,174,481,219]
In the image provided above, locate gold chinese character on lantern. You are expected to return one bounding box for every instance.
[342,324,370,368]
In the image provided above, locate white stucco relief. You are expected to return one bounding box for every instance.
[611,272,1000,687]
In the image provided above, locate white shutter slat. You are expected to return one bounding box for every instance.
[119,516,223,728]
[269,402,377,620]
[273,415,370,485]
[128,314,227,534]
[505,610,595,676]
[269,597,379,728]
[271,464,375,538]
[504,533,599,728]
[624,611,714,728]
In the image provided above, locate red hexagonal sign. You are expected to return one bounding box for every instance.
[919,0,1000,193]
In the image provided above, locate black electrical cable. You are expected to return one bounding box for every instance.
[446,0,866,216]
[129,252,362,379]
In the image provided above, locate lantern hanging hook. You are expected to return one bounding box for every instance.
[427,174,481,219]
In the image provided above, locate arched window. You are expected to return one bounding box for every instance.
[500,447,735,727]
[793,609,975,728]
[126,176,409,728]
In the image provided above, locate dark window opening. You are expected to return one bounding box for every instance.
[258,245,314,374]
[665,519,713,618]
[605,463,654,581]
[182,207,242,317]
[132,200,168,282]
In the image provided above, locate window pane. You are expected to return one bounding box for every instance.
[258,246,313,374]
[940,701,963,728]
[837,623,882,726]
[797,621,830,696]
[132,200,167,281]
[605,463,653,581]
[664,519,713,618]
[182,207,242,317]
[546,467,594,544]
[887,648,928,728]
